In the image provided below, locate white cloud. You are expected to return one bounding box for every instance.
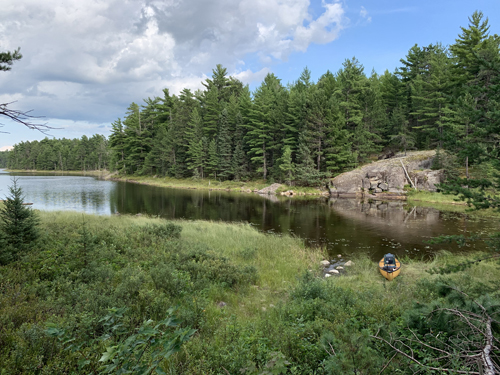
[233,68,271,85]
[360,6,372,23]
[0,0,347,137]
[0,146,13,151]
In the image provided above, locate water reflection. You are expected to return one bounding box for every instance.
[0,171,114,215]
[0,170,491,260]
[110,182,490,259]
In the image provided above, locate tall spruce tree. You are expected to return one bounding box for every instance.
[0,179,39,263]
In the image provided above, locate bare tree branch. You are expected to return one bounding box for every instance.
[0,101,58,134]
[371,333,481,374]
[371,288,499,375]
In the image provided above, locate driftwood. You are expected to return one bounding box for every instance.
[400,159,416,189]
[368,193,407,201]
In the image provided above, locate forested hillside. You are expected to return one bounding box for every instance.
[6,12,500,185]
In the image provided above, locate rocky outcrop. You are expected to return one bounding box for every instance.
[257,183,283,195]
[329,151,444,198]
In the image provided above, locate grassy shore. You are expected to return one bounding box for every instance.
[1,210,499,374]
[111,174,327,196]
[5,169,113,178]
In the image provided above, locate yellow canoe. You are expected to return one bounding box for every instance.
[379,254,401,281]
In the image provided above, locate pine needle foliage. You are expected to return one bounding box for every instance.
[0,178,39,263]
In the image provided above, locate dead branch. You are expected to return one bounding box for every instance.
[372,287,499,375]
[0,101,58,134]
[371,333,481,374]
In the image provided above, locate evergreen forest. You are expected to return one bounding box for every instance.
[3,11,500,187]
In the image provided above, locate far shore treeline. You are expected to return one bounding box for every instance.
[2,12,499,186]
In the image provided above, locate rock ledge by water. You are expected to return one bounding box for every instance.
[329,150,443,198]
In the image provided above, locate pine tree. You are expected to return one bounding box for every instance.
[304,84,330,171]
[231,103,250,181]
[0,179,39,263]
[246,73,287,180]
[202,64,231,103]
[0,48,22,71]
[217,108,233,180]
[389,107,415,154]
[202,87,220,140]
[231,140,248,181]
[397,44,440,147]
[278,146,295,185]
[450,11,492,87]
[335,58,373,165]
[122,103,151,174]
[324,99,353,174]
[207,139,219,179]
[168,89,198,178]
[284,67,313,152]
[186,108,206,178]
[295,135,323,186]
[411,45,453,148]
[109,118,127,171]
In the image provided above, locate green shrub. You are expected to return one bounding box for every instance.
[142,222,182,239]
[292,271,328,301]
[174,245,258,288]
[150,263,191,297]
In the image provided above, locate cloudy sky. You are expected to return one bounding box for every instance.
[1,0,499,150]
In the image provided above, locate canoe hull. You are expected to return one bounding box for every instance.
[378,258,401,281]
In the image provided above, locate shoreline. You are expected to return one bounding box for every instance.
[5,168,472,207]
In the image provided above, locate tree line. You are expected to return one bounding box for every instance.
[4,135,109,171]
[4,11,499,186]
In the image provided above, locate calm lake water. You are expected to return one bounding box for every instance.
[0,169,492,260]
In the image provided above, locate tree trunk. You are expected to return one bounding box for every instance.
[465,156,469,181]
[263,143,267,180]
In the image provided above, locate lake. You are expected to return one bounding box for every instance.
[0,169,491,260]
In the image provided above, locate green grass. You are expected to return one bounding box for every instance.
[114,175,327,195]
[1,210,500,373]
[406,190,467,205]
